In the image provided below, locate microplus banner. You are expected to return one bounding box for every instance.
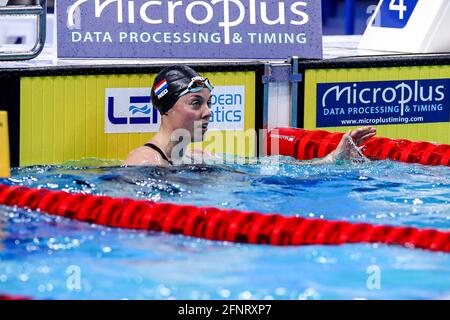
[316,79,450,128]
[57,0,323,59]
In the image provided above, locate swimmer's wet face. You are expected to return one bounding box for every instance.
[164,87,212,142]
[150,65,214,143]
[123,65,215,166]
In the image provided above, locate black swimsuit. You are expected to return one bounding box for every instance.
[144,143,173,165]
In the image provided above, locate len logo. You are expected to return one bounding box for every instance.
[108,95,158,125]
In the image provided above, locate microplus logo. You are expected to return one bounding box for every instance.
[67,0,310,45]
[58,0,323,59]
[317,79,450,128]
[321,81,446,116]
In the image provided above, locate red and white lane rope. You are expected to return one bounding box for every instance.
[267,128,450,166]
[0,184,448,253]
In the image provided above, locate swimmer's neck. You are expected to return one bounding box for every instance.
[148,126,185,162]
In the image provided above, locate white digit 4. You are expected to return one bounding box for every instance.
[389,0,407,20]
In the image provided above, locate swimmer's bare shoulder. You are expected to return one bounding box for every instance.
[123,146,166,166]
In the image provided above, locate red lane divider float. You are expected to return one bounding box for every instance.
[267,128,450,166]
[0,184,449,253]
[0,294,31,300]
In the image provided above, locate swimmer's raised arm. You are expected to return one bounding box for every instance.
[290,126,377,165]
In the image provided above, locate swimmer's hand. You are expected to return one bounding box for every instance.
[323,126,377,163]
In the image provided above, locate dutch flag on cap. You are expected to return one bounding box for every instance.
[154,79,169,97]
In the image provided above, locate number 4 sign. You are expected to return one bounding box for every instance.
[389,0,408,20]
[359,0,450,53]
[373,0,419,28]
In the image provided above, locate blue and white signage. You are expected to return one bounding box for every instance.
[372,0,419,28]
[316,79,450,128]
[359,0,450,53]
[57,0,323,59]
[209,86,245,130]
[105,88,159,133]
[105,86,245,133]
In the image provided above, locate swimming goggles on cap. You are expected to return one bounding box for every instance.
[178,77,214,97]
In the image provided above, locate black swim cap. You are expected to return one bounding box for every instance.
[151,65,201,115]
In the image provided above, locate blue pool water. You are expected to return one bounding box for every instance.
[0,158,449,299]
